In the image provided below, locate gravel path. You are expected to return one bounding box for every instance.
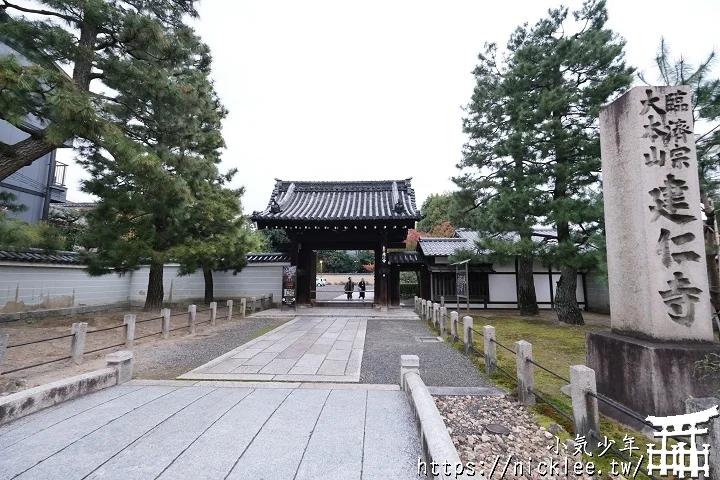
[360,318,494,387]
[435,395,593,479]
[132,316,291,379]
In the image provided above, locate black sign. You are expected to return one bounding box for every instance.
[456,270,468,298]
[282,266,297,306]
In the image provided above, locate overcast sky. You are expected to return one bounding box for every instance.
[58,0,719,214]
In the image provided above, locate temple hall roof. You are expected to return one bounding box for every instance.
[251,179,421,224]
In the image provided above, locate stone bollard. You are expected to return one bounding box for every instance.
[0,333,9,368]
[440,295,445,308]
[123,314,136,349]
[70,322,88,365]
[450,311,458,342]
[440,307,447,337]
[161,308,171,340]
[433,303,440,328]
[483,325,497,375]
[251,296,257,313]
[210,302,217,326]
[400,355,420,391]
[269,293,274,308]
[422,300,428,321]
[570,365,600,449]
[463,316,473,355]
[240,298,246,318]
[686,397,720,476]
[516,340,535,406]
[106,350,133,384]
[188,304,197,334]
[227,299,234,321]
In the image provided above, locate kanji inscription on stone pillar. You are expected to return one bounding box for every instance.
[600,86,713,341]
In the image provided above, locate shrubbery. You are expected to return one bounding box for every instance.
[399,283,419,297]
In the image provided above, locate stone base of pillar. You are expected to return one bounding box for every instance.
[586,331,720,429]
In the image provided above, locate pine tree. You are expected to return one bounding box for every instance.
[0,1,200,180]
[78,19,230,310]
[505,0,634,324]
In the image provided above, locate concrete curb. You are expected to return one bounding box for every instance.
[0,351,133,426]
[401,356,468,479]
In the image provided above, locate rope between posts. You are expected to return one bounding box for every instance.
[586,391,662,432]
[1,355,72,375]
[495,364,518,383]
[588,431,658,480]
[527,387,574,424]
[87,324,125,334]
[135,331,161,341]
[168,311,188,318]
[85,342,125,354]
[135,316,162,325]
[491,338,516,355]
[169,324,189,332]
[7,333,74,348]
[469,327,484,337]
[526,358,571,384]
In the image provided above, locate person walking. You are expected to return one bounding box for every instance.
[345,277,354,300]
[358,279,366,301]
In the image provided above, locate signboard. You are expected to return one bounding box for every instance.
[452,259,470,312]
[282,266,297,308]
[456,270,468,297]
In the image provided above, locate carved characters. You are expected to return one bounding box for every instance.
[640,88,702,325]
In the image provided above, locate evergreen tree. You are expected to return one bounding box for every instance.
[0,1,200,180]
[78,19,229,310]
[505,0,634,324]
[417,193,452,232]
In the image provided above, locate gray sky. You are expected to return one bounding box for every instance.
[59,0,720,214]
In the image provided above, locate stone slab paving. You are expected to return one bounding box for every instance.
[179,315,368,382]
[0,384,422,480]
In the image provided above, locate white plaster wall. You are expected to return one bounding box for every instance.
[488,274,517,302]
[0,263,131,311]
[533,274,552,303]
[218,264,285,299]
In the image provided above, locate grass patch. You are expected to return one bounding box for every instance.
[249,324,280,340]
[427,314,670,479]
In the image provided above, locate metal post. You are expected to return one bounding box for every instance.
[240,298,246,318]
[123,314,136,349]
[463,316,473,355]
[450,311,458,342]
[570,365,600,448]
[483,325,497,375]
[161,308,170,339]
[516,340,535,406]
[227,299,233,321]
[210,302,217,325]
[188,304,197,334]
[70,322,88,365]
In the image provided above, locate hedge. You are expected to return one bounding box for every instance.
[399,283,419,297]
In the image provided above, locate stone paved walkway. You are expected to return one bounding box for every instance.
[179,315,368,382]
[0,383,421,480]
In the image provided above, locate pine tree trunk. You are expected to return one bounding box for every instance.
[144,261,164,310]
[555,266,584,325]
[203,264,214,304]
[517,255,539,316]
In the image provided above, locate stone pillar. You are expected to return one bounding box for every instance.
[432,302,439,328]
[210,302,217,325]
[123,314,136,349]
[450,311,458,342]
[591,85,720,419]
[440,295,445,308]
[600,85,712,342]
[570,365,600,449]
[251,296,257,313]
[0,333,7,368]
[685,397,720,477]
[439,307,447,337]
[463,316,473,355]
[106,351,133,384]
[240,298,246,318]
[161,308,170,339]
[227,300,233,321]
[269,293,274,308]
[400,355,420,391]
[483,325,497,375]
[70,322,87,365]
[188,304,196,334]
[516,340,534,406]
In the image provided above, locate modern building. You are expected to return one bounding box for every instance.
[0,41,69,223]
